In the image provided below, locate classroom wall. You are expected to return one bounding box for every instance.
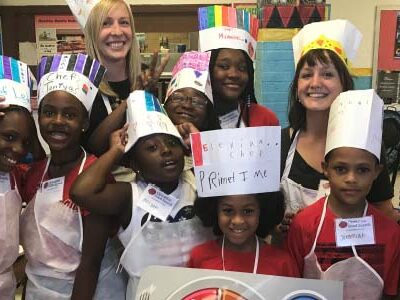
[0,0,256,5]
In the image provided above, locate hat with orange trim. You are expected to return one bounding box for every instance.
[292,19,362,67]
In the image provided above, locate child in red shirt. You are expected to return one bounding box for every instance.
[189,192,299,277]
[287,90,400,299]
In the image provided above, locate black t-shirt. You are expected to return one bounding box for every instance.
[280,127,393,203]
[82,79,130,149]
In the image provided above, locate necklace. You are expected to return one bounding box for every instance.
[221,235,259,274]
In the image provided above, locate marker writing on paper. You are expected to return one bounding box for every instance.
[199,169,269,192]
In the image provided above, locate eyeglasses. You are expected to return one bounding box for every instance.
[169,93,208,108]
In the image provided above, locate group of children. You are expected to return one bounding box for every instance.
[0,2,399,300]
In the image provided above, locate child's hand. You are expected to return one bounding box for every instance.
[0,96,9,116]
[134,51,170,94]
[176,122,199,149]
[109,124,129,153]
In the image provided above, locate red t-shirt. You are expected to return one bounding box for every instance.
[287,197,400,295]
[188,239,299,277]
[9,164,30,192]
[246,103,279,127]
[21,155,99,216]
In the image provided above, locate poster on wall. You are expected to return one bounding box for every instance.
[35,15,85,63]
[395,12,400,59]
[373,6,400,103]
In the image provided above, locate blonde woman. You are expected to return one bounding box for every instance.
[68,0,167,156]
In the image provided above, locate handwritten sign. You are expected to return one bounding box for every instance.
[325,89,383,160]
[190,126,281,197]
[335,216,375,247]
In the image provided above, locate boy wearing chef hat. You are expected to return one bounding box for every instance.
[287,89,400,300]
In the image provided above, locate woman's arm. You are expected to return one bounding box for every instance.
[71,213,112,300]
[70,126,131,215]
[86,100,127,157]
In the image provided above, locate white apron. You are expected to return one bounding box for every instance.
[0,172,22,300]
[303,198,384,300]
[20,152,127,300]
[118,171,212,299]
[280,131,323,213]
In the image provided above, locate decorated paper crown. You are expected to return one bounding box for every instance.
[65,0,101,28]
[125,90,184,153]
[198,5,259,61]
[165,51,213,104]
[0,56,33,112]
[37,54,106,112]
[292,19,362,67]
[325,89,383,161]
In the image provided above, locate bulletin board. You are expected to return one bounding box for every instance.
[372,6,400,104]
[34,15,85,63]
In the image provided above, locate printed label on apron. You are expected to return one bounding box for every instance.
[335,216,375,247]
[137,185,179,221]
[0,172,11,195]
[218,109,240,129]
[41,177,64,200]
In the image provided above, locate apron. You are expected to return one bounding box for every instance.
[0,173,22,300]
[280,130,323,213]
[303,199,384,300]
[20,152,126,300]
[119,172,212,299]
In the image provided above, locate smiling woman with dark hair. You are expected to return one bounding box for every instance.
[279,19,398,233]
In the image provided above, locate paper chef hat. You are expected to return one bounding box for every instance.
[37,54,106,113]
[198,5,259,61]
[292,19,362,67]
[325,89,383,160]
[0,56,33,112]
[165,51,213,104]
[125,90,184,152]
[65,0,101,28]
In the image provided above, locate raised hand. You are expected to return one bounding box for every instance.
[135,51,170,94]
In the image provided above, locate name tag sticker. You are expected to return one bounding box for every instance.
[41,177,64,200]
[219,109,240,129]
[0,172,11,194]
[137,185,179,221]
[335,216,375,247]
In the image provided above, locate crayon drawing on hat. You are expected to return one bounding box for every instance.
[198,5,259,60]
[190,126,281,197]
[0,55,33,111]
[166,51,213,103]
[292,19,362,67]
[125,90,183,153]
[37,53,106,112]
